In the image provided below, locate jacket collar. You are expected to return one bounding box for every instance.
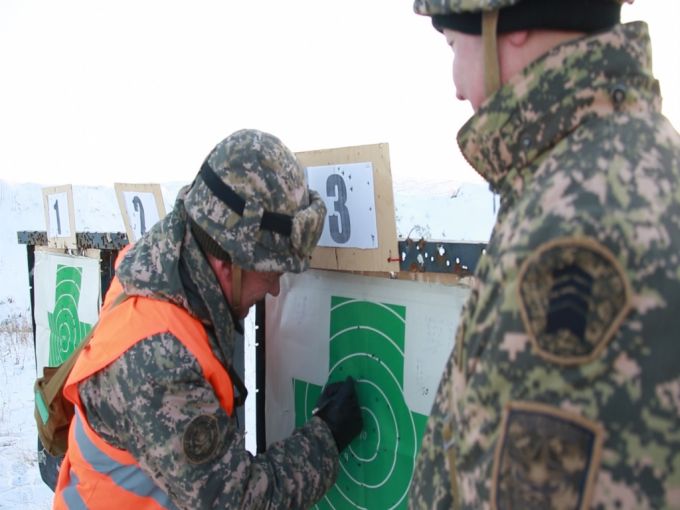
[116,187,239,365]
[457,21,660,200]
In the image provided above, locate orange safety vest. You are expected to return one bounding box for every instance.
[53,281,234,510]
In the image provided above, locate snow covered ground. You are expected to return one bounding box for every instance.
[0,177,494,508]
[0,324,53,509]
[0,180,58,508]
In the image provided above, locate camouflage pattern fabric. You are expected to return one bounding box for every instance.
[413,0,621,16]
[413,0,520,16]
[409,22,680,510]
[184,129,327,274]
[78,189,339,509]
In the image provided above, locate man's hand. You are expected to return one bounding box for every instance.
[313,376,363,452]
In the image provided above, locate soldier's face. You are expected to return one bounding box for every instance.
[236,270,283,318]
[443,28,486,111]
[206,254,282,319]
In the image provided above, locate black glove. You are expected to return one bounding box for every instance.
[313,376,363,452]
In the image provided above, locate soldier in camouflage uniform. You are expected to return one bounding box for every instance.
[409,0,680,508]
[54,129,363,509]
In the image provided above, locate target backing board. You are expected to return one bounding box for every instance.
[265,270,469,509]
[33,248,101,372]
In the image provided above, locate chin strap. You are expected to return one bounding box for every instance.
[482,9,501,98]
[231,264,242,311]
[226,263,248,409]
[226,363,248,408]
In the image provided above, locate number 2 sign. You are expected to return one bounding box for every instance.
[114,183,167,243]
[306,162,378,249]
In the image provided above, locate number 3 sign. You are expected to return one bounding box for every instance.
[296,143,399,273]
[306,162,378,249]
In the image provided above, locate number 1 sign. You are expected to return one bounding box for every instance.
[306,162,378,249]
[42,185,77,249]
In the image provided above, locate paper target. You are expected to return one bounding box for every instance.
[46,264,94,365]
[294,296,427,510]
[34,250,101,371]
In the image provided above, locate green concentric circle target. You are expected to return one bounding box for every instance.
[294,296,427,510]
[47,264,93,365]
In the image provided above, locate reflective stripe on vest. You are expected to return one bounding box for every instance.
[54,275,235,509]
[61,410,177,510]
[61,471,86,510]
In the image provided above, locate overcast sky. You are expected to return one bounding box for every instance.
[1,1,678,188]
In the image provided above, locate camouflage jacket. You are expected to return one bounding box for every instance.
[409,22,680,510]
[78,189,338,509]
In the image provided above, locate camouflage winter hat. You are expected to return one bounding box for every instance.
[184,129,327,273]
[415,0,622,34]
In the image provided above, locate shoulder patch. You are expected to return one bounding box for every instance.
[517,237,632,365]
[492,401,604,510]
[183,414,220,464]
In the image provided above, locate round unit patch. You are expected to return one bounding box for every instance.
[183,414,220,464]
[517,237,631,365]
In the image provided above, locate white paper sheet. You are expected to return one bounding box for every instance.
[306,162,378,249]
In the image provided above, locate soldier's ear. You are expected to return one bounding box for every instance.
[505,30,529,48]
[206,253,235,299]
[206,252,227,274]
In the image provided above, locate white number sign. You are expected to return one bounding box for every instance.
[47,191,71,238]
[42,185,77,249]
[114,183,166,243]
[306,162,378,249]
[122,191,161,240]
